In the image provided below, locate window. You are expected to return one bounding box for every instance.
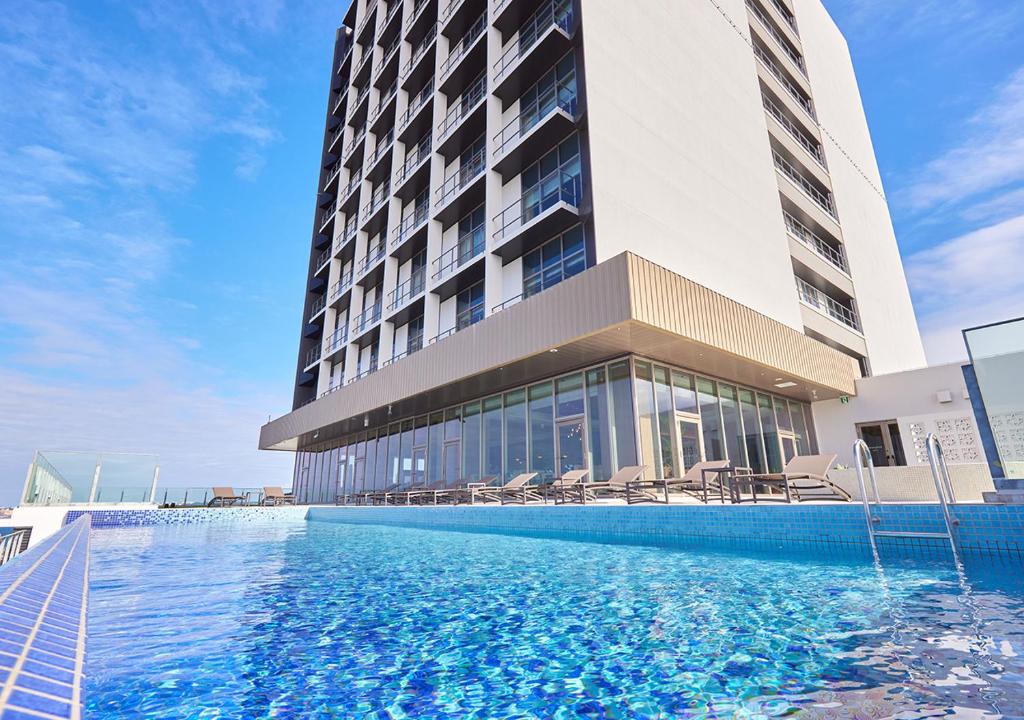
[407,316,424,354]
[634,361,661,479]
[427,412,443,485]
[519,51,577,135]
[698,378,724,461]
[462,401,482,482]
[555,373,584,417]
[672,371,698,415]
[519,134,581,223]
[585,368,613,481]
[522,225,587,299]
[608,360,638,470]
[482,396,503,480]
[719,384,746,467]
[739,390,765,474]
[504,389,527,481]
[654,366,676,478]
[456,282,484,330]
[758,394,783,473]
[528,382,555,482]
[457,205,486,264]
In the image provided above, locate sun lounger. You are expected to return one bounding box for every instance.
[262,487,294,505]
[208,487,246,507]
[561,466,652,504]
[468,473,539,504]
[625,460,734,504]
[537,469,589,504]
[736,454,850,502]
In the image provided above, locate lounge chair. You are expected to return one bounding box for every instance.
[262,487,294,505]
[538,469,589,504]
[625,460,733,504]
[208,487,246,507]
[736,454,850,502]
[561,466,653,504]
[470,473,539,504]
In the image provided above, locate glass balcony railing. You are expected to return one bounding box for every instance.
[493,0,573,82]
[388,268,427,310]
[493,169,581,242]
[433,228,484,281]
[746,0,805,76]
[494,86,577,158]
[395,135,432,186]
[795,276,859,331]
[773,151,836,218]
[763,94,824,167]
[783,211,848,274]
[437,146,486,206]
[440,12,486,79]
[437,73,486,140]
[392,203,430,248]
[399,78,435,131]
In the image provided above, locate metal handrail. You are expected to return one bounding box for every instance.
[304,346,322,368]
[773,151,836,218]
[753,43,815,119]
[367,131,394,168]
[330,270,355,300]
[0,530,29,566]
[392,203,430,248]
[343,126,367,160]
[401,24,437,79]
[783,211,847,273]
[433,230,484,280]
[399,78,435,131]
[406,0,433,32]
[768,0,798,33]
[362,181,392,218]
[388,267,426,309]
[315,247,332,271]
[436,145,486,205]
[355,2,377,38]
[493,169,581,241]
[494,86,577,158]
[440,12,486,78]
[359,241,387,274]
[795,276,859,331]
[437,73,486,139]
[332,89,349,116]
[342,169,363,202]
[370,83,398,125]
[493,0,573,81]
[352,302,383,333]
[324,327,349,354]
[318,207,336,230]
[746,0,806,76]
[763,94,824,167]
[308,294,326,321]
[395,134,432,185]
[323,160,343,189]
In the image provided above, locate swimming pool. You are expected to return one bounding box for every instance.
[86,519,1024,718]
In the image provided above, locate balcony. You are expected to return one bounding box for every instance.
[773,150,836,220]
[314,247,332,276]
[434,145,486,224]
[360,181,391,231]
[317,207,336,232]
[343,126,367,167]
[329,270,355,307]
[432,229,485,299]
[351,302,383,338]
[431,300,484,343]
[322,160,343,191]
[492,169,581,261]
[382,336,424,367]
[387,267,427,315]
[327,124,345,153]
[436,73,487,159]
[307,294,327,322]
[369,83,399,136]
[347,83,372,125]
[492,0,573,104]
[492,87,577,177]
[336,44,354,76]
[784,211,847,274]
[366,129,395,180]
[355,2,378,45]
[347,359,380,384]
[323,327,350,358]
[405,0,436,43]
[303,346,322,371]
[320,378,344,398]
[753,43,815,120]
[398,78,435,143]
[442,0,486,38]
[339,169,363,212]
[391,204,430,256]
[335,219,360,258]
[795,276,859,332]
[358,240,388,280]
[394,135,432,201]
[401,23,437,92]
[352,47,375,90]
[331,88,349,118]
[438,12,487,97]
[768,0,799,35]
[763,93,824,168]
[380,0,404,41]
[746,0,806,79]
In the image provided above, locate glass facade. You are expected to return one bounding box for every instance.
[291,357,816,503]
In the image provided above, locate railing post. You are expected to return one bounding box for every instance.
[88,456,102,504]
[149,465,160,504]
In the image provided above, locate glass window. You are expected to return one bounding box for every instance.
[427,412,443,485]
[555,373,584,417]
[654,366,676,478]
[672,371,698,414]
[399,420,414,489]
[413,416,428,447]
[758,394,783,473]
[719,384,746,467]
[456,282,484,330]
[504,389,528,481]
[698,378,724,461]
[634,361,661,479]
[444,407,462,441]
[482,396,503,481]
[739,390,765,474]
[457,204,486,263]
[522,225,587,299]
[462,401,482,482]
[386,424,401,488]
[373,432,389,491]
[585,368,612,481]
[363,435,377,495]
[608,360,638,470]
[790,401,811,455]
[774,398,793,433]
[528,383,555,483]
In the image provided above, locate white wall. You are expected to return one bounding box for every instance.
[795,0,926,374]
[813,362,985,466]
[580,0,804,331]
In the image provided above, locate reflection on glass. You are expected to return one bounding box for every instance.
[654,366,676,478]
[529,383,555,482]
[608,360,638,469]
[739,390,765,474]
[462,401,481,482]
[758,394,783,473]
[586,368,612,481]
[504,389,527,481]
[634,361,661,479]
[427,412,443,487]
[555,373,584,417]
[482,396,503,481]
[557,420,586,476]
[698,378,724,461]
[719,384,746,468]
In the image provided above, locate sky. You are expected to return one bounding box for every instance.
[0,0,1022,505]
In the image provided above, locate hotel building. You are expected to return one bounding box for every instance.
[260,0,926,502]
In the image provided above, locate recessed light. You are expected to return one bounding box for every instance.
[774,381,797,389]
[549,348,558,353]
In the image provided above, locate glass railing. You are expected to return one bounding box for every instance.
[21,451,160,506]
[325,326,349,354]
[402,24,437,79]
[783,211,847,273]
[399,78,435,130]
[156,487,272,507]
[753,43,815,119]
[437,145,486,205]
[493,0,573,82]
[795,276,859,331]
[395,135,432,185]
[762,94,824,166]
[746,0,805,76]
[388,268,427,309]
[440,12,486,78]
[433,227,484,280]
[494,85,577,157]
[493,169,581,241]
[438,73,486,139]
[392,204,430,248]
[773,151,836,218]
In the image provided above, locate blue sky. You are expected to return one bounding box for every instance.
[0,0,1022,504]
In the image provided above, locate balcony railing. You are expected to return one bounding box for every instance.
[323,160,343,189]
[368,130,395,168]
[308,294,326,321]
[438,73,487,140]
[320,379,344,398]
[359,241,387,275]
[304,346,322,368]
[392,203,430,248]
[353,49,374,83]
[324,326,349,354]
[383,335,424,366]
[402,24,437,79]
[493,169,581,241]
[318,207,336,230]
[399,78,435,130]
[753,43,815,119]
[439,12,486,78]
[763,94,824,167]
[342,169,363,202]
[433,229,484,281]
[456,300,484,331]
[388,267,426,310]
[494,85,577,158]
[330,270,355,301]
[344,126,367,160]
[352,302,383,334]
[773,151,836,219]
[746,0,805,76]
[493,0,573,82]
[783,211,848,274]
[341,216,360,246]
[327,124,345,150]
[769,0,799,33]
[355,3,377,38]
[383,0,402,30]
[395,134,432,185]
[337,45,354,75]
[347,359,379,384]
[315,247,332,270]
[362,181,391,218]
[795,276,859,331]
[371,83,399,124]
[437,145,486,206]
[406,0,432,31]
[332,89,348,116]
[348,84,372,120]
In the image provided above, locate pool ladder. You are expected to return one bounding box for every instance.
[853,433,960,562]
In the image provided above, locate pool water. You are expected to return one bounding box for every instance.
[86,520,1024,719]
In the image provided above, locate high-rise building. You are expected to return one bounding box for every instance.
[260,0,926,502]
